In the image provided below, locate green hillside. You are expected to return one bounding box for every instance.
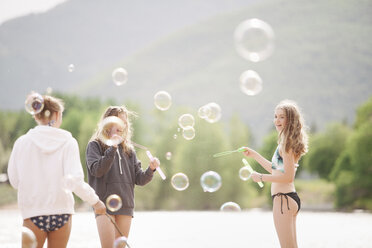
[76,0,372,141]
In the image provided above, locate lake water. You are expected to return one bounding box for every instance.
[1,209,371,247]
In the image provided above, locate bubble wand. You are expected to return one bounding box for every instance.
[132,142,166,180]
[213,147,246,158]
[242,158,264,188]
[146,151,166,180]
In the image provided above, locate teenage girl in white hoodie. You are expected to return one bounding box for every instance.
[8,94,106,248]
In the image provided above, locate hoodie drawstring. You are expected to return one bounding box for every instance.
[116,149,123,175]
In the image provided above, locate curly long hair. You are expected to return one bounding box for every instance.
[276,100,308,161]
[90,106,136,155]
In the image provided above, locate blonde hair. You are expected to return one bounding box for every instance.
[91,106,136,155]
[34,95,64,124]
[276,100,308,161]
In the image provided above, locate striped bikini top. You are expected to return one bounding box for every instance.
[271,146,299,173]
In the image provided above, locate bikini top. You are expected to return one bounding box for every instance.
[271,146,299,173]
[272,147,285,173]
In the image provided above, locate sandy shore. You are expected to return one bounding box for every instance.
[1,208,371,248]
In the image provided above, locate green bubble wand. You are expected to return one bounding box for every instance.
[212,147,246,157]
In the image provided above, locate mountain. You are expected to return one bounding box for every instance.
[1,0,372,142]
[0,0,256,107]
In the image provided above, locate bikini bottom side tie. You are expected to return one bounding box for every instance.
[272,192,301,214]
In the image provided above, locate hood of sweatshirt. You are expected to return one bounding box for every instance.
[27,125,73,154]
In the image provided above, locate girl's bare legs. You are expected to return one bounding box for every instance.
[23,217,72,248]
[293,214,298,246]
[23,219,47,248]
[96,215,116,248]
[272,196,299,248]
[114,215,132,239]
[96,214,132,248]
[47,217,72,248]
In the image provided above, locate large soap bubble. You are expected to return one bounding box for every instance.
[200,171,222,192]
[178,114,195,129]
[154,91,172,111]
[198,105,211,119]
[112,67,128,86]
[22,227,37,248]
[220,201,241,211]
[182,126,195,140]
[204,103,222,123]
[171,173,189,191]
[239,166,251,181]
[98,116,125,146]
[239,70,263,96]
[25,92,44,115]
[234,18,275,62]
[106,194,123,212]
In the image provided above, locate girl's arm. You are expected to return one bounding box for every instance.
[7,139,20,189]
[253,149,296,184]
[64,138,104,207]
[86,141,116,178]
[133,152,154,186]
[243,147,272,173]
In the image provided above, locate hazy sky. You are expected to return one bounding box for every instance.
[0,0,68,26]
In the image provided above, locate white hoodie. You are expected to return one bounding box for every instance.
[8,125,99,219]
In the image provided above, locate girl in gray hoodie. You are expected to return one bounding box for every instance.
[86,106,159,248]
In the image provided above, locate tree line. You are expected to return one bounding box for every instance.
[0,94,371,210]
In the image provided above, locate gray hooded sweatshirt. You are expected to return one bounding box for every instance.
[86,140,154,216]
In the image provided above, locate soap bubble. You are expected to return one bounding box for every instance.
[68,64,75,72]
[25,92,44,115]
[106,194,123,212]
[234,18,275,62]
[22,227,37,248]
[154,91,172,111]
[165,152,172,160]
[182,126,195,140]
[200,171,222,192]
[0,173,8,183]
[178,114,195,129]
[220,202,241,211]
[114,236,128,248]
[204,103,222,123]
[98,116,125,146]
[239,70,263,96]
[198,105,211,119]
[112,67,128,86]
[239,166,251,181]
[171,173,189,191]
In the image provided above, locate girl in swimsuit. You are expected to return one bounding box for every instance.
[243,99,308,248]
[8,94,106,248]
